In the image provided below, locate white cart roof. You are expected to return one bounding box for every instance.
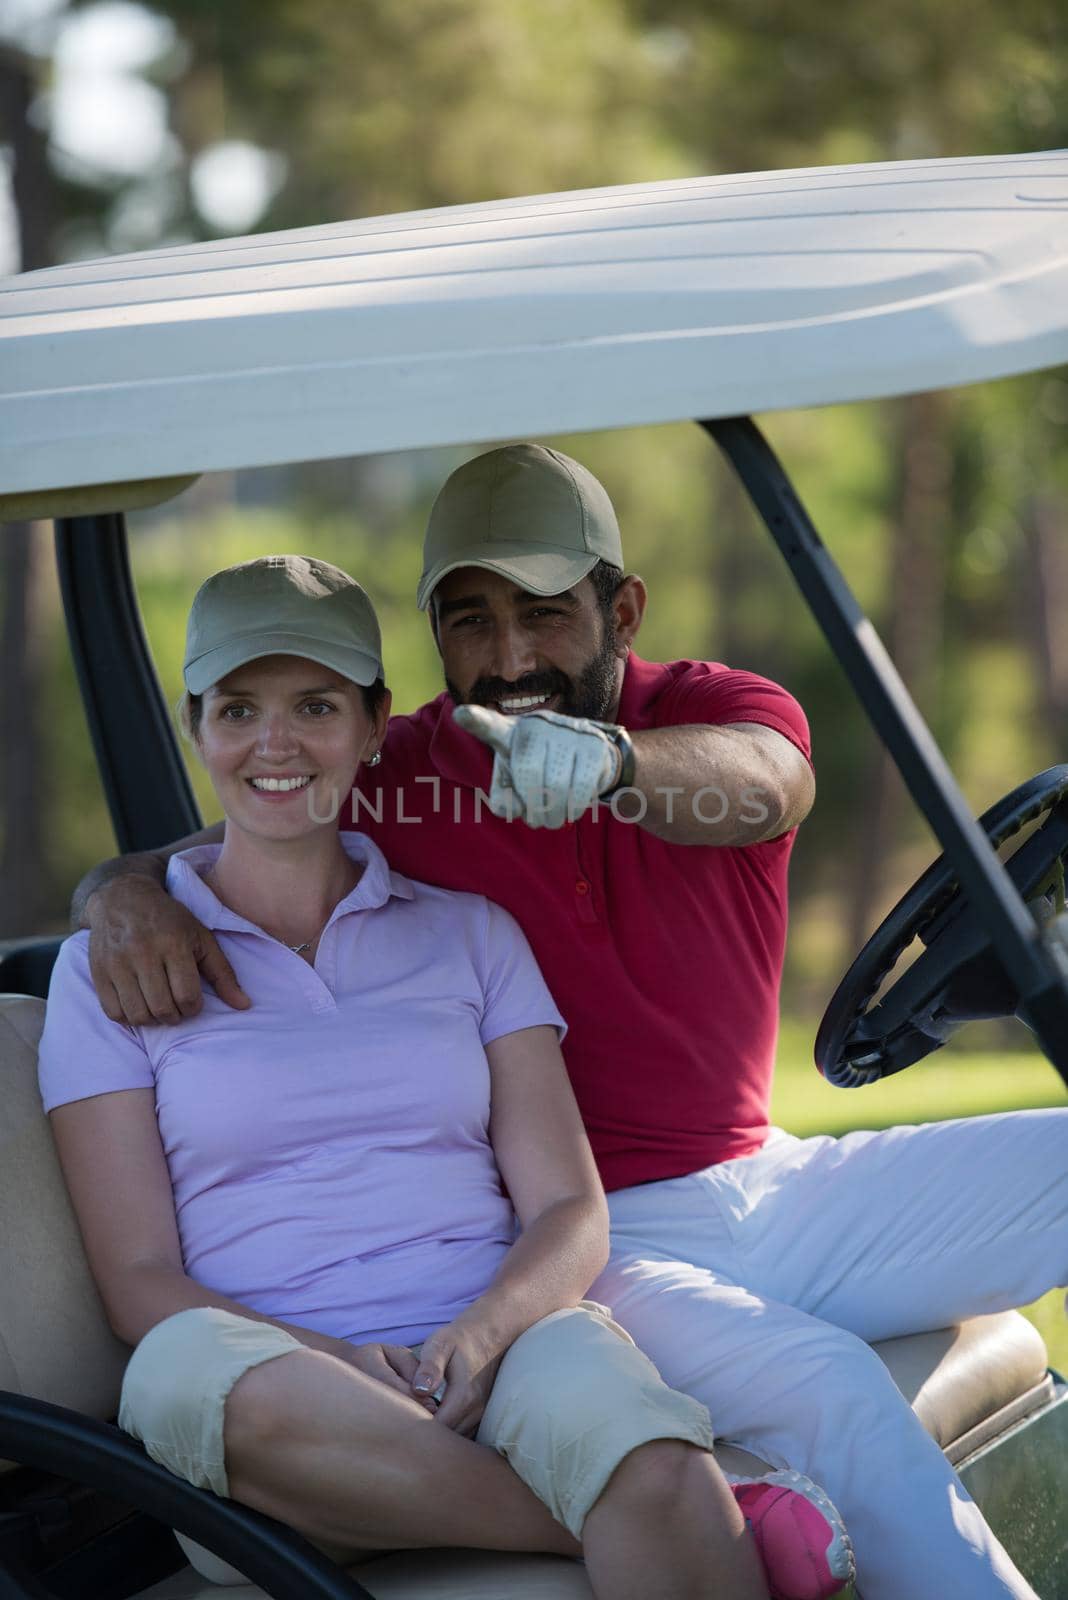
[1,149,1067,504]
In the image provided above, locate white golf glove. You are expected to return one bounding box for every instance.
[453,704,625,829]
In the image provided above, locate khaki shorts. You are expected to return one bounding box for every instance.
[120,1301,714,1576]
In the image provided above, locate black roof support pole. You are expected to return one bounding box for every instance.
[702,414,1068,1088]
[55,513,202,855]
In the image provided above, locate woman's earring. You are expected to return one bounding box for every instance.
[368,750,382,767]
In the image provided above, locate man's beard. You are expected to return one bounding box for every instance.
[446,623,620,722]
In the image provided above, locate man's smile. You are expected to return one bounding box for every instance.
[495,692,561,716]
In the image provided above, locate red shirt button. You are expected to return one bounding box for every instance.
[575,880,590,895]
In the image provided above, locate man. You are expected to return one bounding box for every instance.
[77,444,1064,1600]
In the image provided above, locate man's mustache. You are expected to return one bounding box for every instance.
[466,672,570,705]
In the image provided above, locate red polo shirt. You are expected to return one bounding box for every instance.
[351,653,811,1191]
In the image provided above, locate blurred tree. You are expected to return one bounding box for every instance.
[844,393,953,953]
[1021,492,1068,743]
[152,0,682,225]
[623,0,1066,170]
[36,0,684,255]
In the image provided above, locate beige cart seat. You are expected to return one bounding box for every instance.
[0,994,1053,1600]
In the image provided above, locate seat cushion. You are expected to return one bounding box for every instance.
[874,1311,1050,1455]
[0,994,128,1422]
[143,1550,598,1599]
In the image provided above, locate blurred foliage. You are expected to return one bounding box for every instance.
[3,0,1068,1043]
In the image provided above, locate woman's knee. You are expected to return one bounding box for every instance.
[488,1302,711,1434]
[480,1303,714,1537]
[118,1306,304,1486]
[596,1437,716,1517]
[220,1343,314,1459]
[121,1309,238,1437]
[486,1306,632,1430]
[224,1339,427,1465]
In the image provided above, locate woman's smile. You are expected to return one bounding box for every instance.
[247,773,315,795]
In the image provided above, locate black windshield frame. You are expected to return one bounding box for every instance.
[703,416,1068,1085]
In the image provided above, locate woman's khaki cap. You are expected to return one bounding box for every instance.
[417,443,623,610]
[184,555,383,694]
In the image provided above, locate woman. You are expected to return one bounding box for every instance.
[39,555,847,1600]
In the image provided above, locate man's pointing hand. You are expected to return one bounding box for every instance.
[453,704,624,828]
[452,704,515,761]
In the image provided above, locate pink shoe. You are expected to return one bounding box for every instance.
[730,1470,856,1600]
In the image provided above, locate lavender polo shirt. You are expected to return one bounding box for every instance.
[38,834,565,1347]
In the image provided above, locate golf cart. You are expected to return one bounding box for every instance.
[1,148,1067,1598]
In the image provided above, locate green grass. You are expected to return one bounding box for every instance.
[771,1021,1067,1373]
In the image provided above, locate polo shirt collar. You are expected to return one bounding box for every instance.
[427,651,666,787]
[167,831,415,936]
[427,691,495,790]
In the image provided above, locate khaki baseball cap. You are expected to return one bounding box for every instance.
[184,555,383,694]
[417,443,623,610]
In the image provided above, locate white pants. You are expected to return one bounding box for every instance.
[593,1112,1068,1600]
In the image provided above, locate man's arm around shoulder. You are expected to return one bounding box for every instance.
[71,822,249,1026]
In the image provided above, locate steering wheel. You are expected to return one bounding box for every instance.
[815,766,1068,1086]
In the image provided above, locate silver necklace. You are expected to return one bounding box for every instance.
[286,913,332,956]
[202,866,332,955]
